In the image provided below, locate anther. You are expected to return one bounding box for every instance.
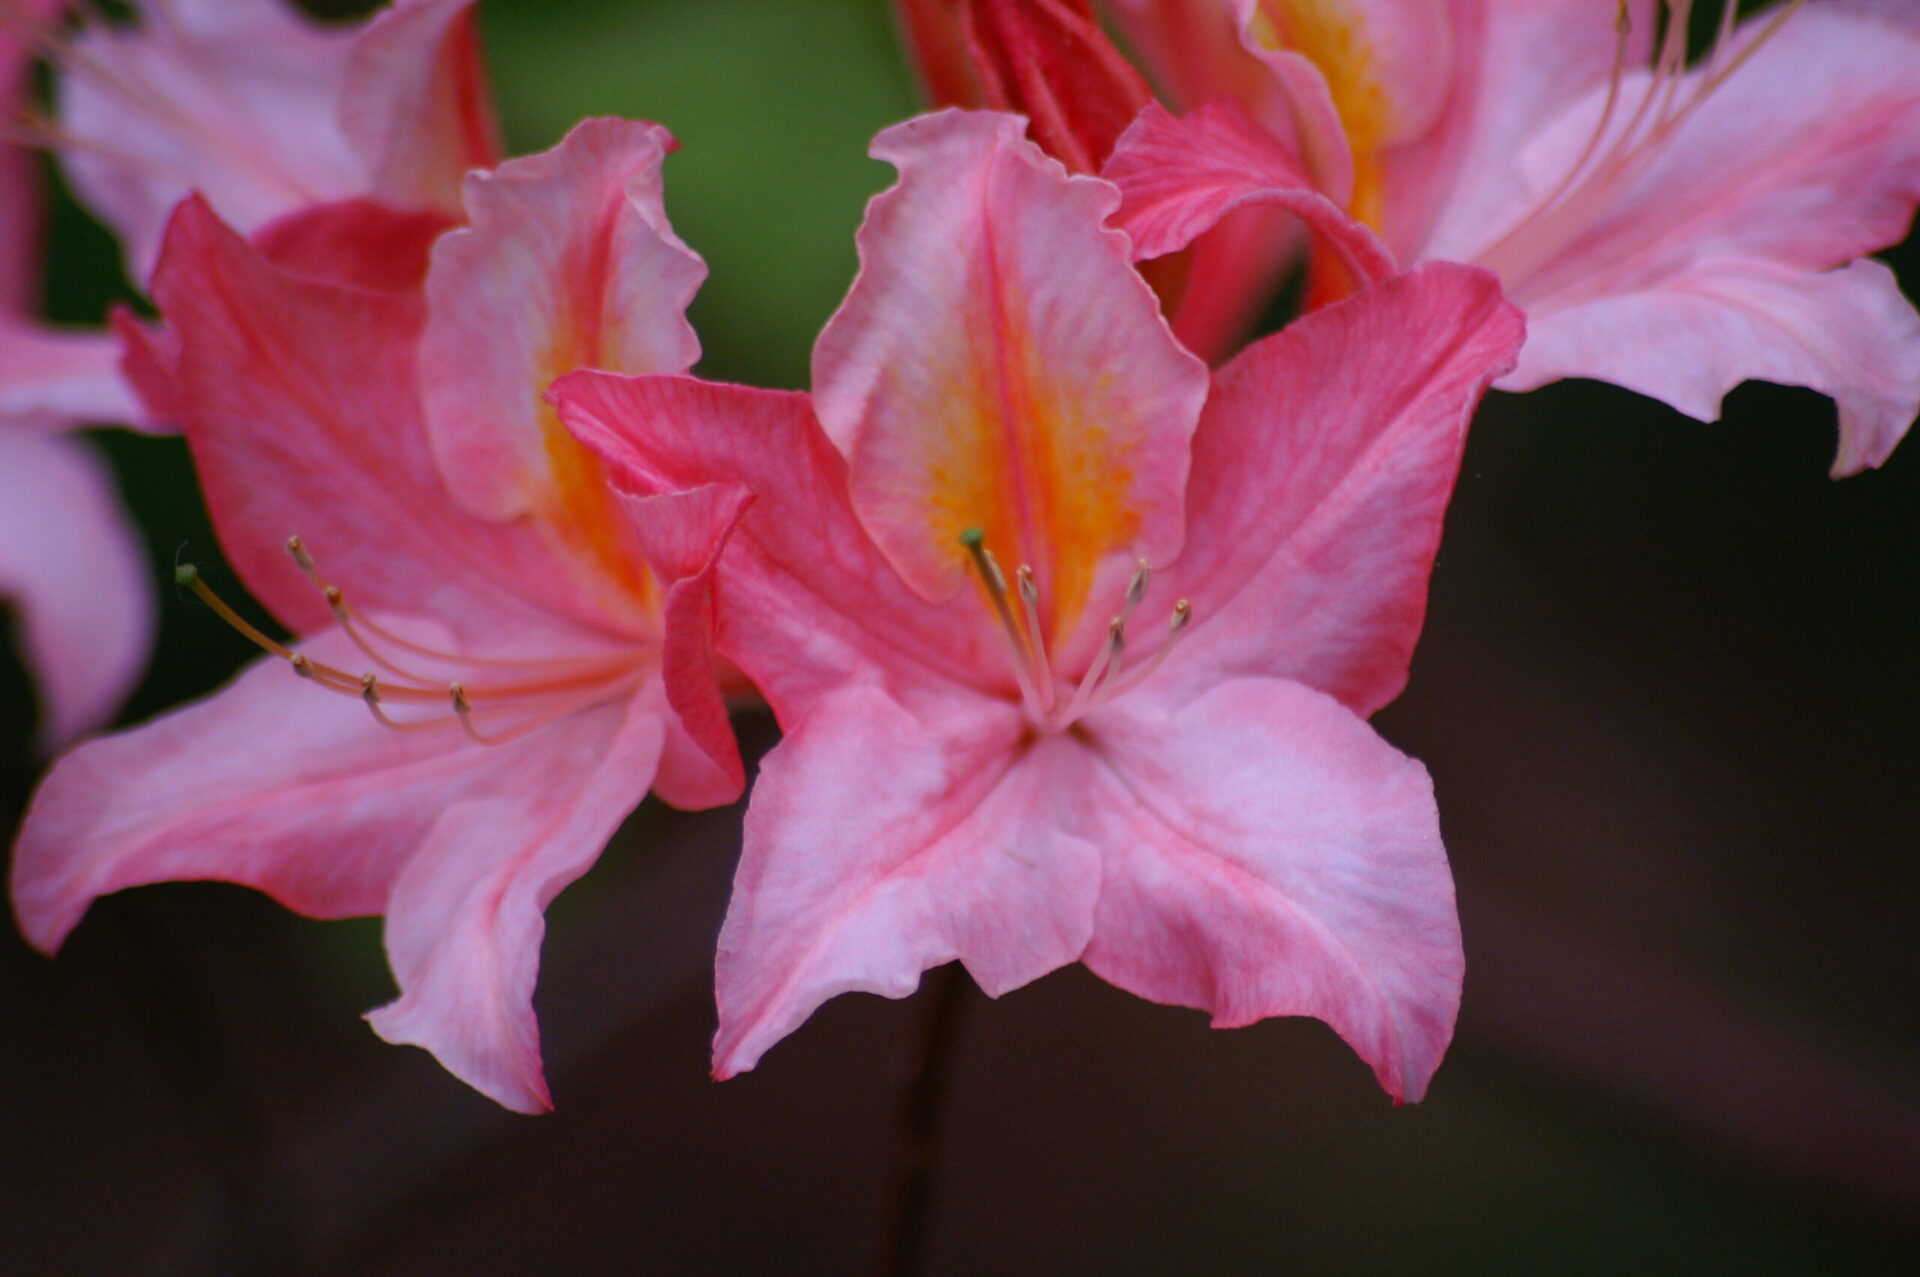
[285,535,314,572]
[289,653,315,679]
[450,682,488,744]
[360,672,380,704]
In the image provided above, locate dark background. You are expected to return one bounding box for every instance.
[3,1,1916,1271]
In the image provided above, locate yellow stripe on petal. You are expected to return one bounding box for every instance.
[922,277,1146,644]
[1251,0,1390,229]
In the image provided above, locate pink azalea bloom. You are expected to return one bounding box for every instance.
[1103,0,1920,474]
[555,111,1525,1100]
[1,0,153,748]
[11,118,742,1113]
[39,0,497,283]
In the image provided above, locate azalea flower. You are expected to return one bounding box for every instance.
[10,118,741,1113]
[555,110,1524,1099]
[1,0,152,748]
[1101,0,1920,474]
[23,0,497,283]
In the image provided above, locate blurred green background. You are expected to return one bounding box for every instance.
[3,1,1917,1272]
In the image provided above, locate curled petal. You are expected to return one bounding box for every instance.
[1105,99,1394,286]
[1510,257,1920,477]
[556,371,997,719]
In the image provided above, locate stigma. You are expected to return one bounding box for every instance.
[961,530,1190,732]
[179,535,643,746]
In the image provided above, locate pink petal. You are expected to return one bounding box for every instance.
[0,431,152,749]
[711,683,1100,1078]
[1080,675,1461,1103]
[811,109,1207,644]
[0,319,146,431]
[367,698,666,1113]
[251,198,456,293]
[422,117,704,524]
[1491,6,1920,304]
[1509,257,1920,477]
[1170,262,1523,716]
[339,0,501,219]
[556,371,999,721]
[1104,99,1394,286]
[608,482,748,808]
[56,0,365,282]
[1,0,61,316]
[10,627,665,1113]
[149,197,601,642]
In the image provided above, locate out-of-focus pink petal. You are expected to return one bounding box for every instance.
[1170,262,1522,715]
[1510,257,1920,477]
[1080,675,1460,1103]
[711,682,1099,1078]
[1484,6,1920,306]
[423,118,704,525]
[367,698,665,1114]
[812,110,1206,641]
[150,197,590,641]
[251,198,455,293]
[0,431,152,749]
[557,371,999,719]
[0,319,145,430]
[111,306,182,429]
[56,0,364,282]
[1,0,61,315]
[339,0,500,219]
[1105,99,1393,285]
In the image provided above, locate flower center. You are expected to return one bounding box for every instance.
[179,535,644,746]
[961,529,1190,732]
[1472,0,1807,293]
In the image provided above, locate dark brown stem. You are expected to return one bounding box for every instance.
[874,962,974,1277]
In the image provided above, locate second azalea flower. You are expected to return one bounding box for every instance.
[557,110,1525,1100]
[11,118,741,1113]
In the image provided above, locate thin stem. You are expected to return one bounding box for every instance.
[874,963,974,1277]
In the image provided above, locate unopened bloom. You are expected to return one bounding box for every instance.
[557,111,1524,1098]
[11,119,739,1112]
[1104,0,1920,473]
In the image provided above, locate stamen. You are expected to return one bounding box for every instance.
[1104,599,1193,700]
[1475,0,1806,292]
[961,529,1046,717]
[1015,565,1056,712]
[1058,616,1125,726]
[177,558,642,746]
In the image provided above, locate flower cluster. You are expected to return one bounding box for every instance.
[5,0,1916,1113]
